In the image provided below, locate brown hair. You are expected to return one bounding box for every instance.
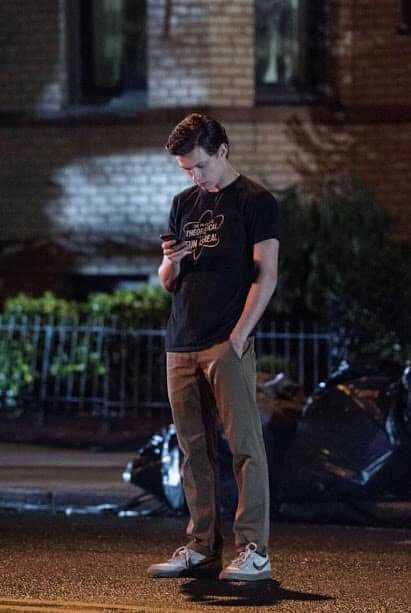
[165,113,229,157]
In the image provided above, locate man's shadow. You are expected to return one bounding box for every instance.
[180,578,334,608]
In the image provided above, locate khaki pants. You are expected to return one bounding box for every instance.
[166,338,270,555]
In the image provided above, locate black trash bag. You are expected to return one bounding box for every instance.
[123,424,296,518]
[123,425,185,510]
[123,424,236,514]
[123,372,305,516]
[400,362,411,438]
[256,371,305,509]
[278,360,411,502]
[259,372,302,401]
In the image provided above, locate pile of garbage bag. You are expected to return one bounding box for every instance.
[123,360,411,524]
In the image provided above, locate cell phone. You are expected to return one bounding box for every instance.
[160,232,177,242]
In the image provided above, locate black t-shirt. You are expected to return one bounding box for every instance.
[165,174,279,352]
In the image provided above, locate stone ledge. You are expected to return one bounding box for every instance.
[2,105,411,129]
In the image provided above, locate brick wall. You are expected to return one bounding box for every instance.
[0,0,67,114]
[228,116,411,241]
[350,0,411,106]
[208,0,255,107]
[349,123,411,239]
[1,0,411,299]
[330,0,354,104]
[148,0,255,108]
[1,1,410,113]
[148,0,210,106]
[0,121,189,283]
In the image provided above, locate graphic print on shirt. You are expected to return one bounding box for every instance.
[183,210,225,261]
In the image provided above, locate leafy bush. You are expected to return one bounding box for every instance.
[0,337,35,411]
[271,176,411,363]
[4,285,171,326]
[5,291,78,318]
[86,286,171,324]
[50,346,106,378]
[1,286,171,412]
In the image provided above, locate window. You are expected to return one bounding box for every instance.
[255,0,327,104]
[68,0,147,110]
[398,0,411,34]
[68,273,150,300]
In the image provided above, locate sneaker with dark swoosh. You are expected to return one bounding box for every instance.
[219,542,272,581]
[148,545,222,578]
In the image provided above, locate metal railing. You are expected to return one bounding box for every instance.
[255,319,333,389]
[0,315,333,420]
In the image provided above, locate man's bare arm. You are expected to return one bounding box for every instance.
[158,239,191,292]
[230,238,279,357]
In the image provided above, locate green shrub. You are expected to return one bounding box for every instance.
[0,286,172,412]
[86,286,171,324]
[4,285,171,326]
[270,177,411,363]
[5,291,78,318]
[0,337,35,411]
[49,345,106,378]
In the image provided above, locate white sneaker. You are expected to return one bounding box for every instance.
[148,545,222,578]
[219,543,271,581]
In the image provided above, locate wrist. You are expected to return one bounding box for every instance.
[230,329,248,344]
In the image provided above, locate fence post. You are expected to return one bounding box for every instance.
[38,317,54,426]
[297,321,304,389]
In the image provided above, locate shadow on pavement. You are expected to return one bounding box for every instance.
[180,578,334,607]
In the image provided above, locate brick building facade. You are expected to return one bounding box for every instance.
[0,0,410,300]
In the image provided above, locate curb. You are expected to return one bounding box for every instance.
[278,500,411,528]
[0,487,141,514]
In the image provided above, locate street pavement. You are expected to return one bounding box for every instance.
[0,512,410,612]
[0,442,141,513]
[2,441,411,526]
[0,442,410,611]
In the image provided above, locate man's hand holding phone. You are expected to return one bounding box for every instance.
[160,233,191,264]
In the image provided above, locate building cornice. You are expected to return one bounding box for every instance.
[1,105,411,129]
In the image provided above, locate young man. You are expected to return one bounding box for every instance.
[148,113,279,581]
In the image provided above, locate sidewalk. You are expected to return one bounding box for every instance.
[2,440,411,527]
[0,441,143,513]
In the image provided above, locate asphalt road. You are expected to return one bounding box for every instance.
[0,513,409,612]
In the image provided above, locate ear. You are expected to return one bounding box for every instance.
[218,144,228,159]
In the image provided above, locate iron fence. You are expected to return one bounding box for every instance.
[0,315,333,420]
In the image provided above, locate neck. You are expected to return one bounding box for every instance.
[210,163,240,192]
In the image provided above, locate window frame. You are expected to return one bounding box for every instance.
[65,0,147,110]
[398,0,411,34]
[255,0,329,106]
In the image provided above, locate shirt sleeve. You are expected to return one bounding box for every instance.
[247,190,280,244]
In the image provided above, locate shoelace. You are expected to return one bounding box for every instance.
[171,546,190,562]
[230,543,259,568]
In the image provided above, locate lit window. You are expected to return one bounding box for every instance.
[398,0,411,34]
[70,0,147,110]
[255,0,327,104]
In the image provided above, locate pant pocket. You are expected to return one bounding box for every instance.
[230,337,252,361]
